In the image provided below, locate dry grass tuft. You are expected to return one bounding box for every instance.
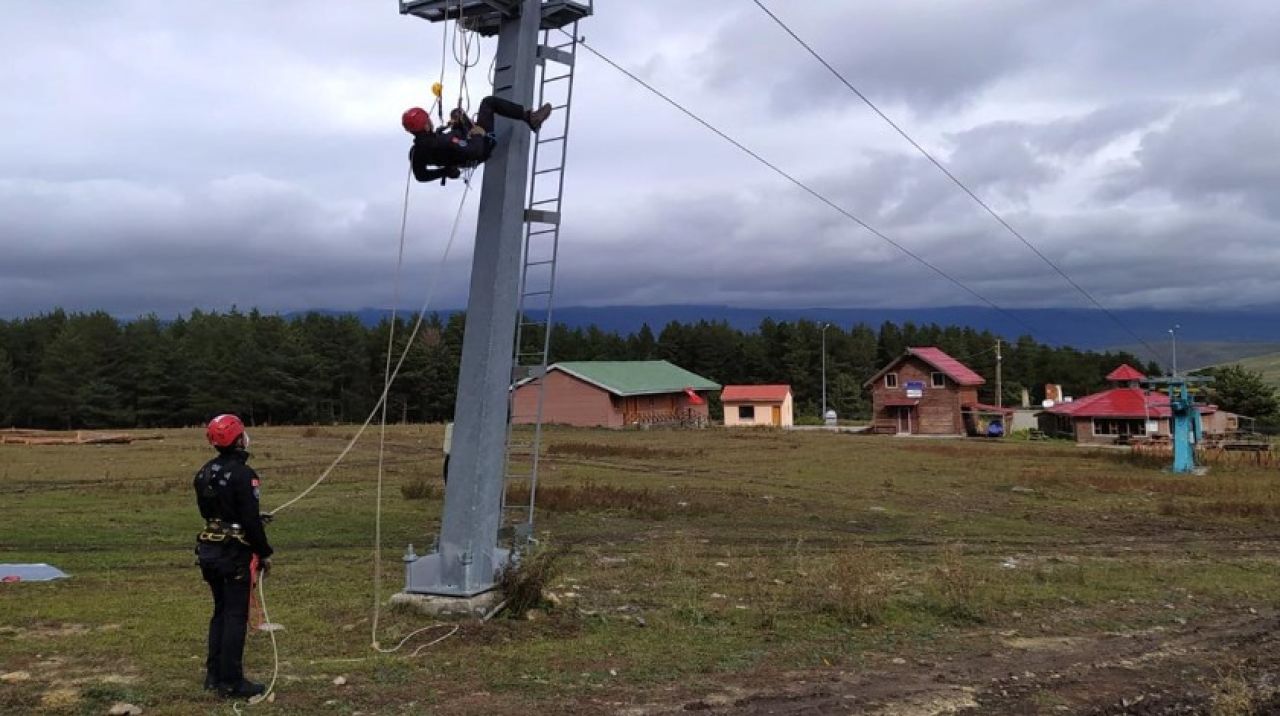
[800,548,893,625]
[497,544,568,619]
[924,545,987,624]
[300,426,322,438]
[1210,666,1258,716]
[400,478,442,501]
[546,441,696,461]
[505,480,706,519]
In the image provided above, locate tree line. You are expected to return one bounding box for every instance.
[0,308,1173,430]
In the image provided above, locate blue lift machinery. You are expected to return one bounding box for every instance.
[397,0,592,598]
[1144,376,1212,474]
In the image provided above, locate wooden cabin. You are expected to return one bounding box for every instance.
[864,347,1003,436]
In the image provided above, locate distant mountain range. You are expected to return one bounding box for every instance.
[1108,342,1280,371]
[295,304,1280,355]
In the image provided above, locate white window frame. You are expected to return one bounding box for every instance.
[931,372,947,388]
[885,373,899,388]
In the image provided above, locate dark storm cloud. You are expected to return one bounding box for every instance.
[1,0,1279,319]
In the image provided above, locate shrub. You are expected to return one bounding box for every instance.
[497,543,567,619]
[400,478,441,501]
[924,545,986,624]
[799,548,892,625]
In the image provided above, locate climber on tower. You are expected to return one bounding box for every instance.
[402,96,553,183]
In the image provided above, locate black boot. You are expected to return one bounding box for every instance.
[203,672,220,692]
[525,103,553,132]
[219,679,266,700]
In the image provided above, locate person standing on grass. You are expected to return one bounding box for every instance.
[193,414,273,700]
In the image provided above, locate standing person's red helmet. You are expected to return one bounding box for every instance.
[207,414,246,449]
[402,107,431,134]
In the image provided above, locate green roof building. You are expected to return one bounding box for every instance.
[512,360,720,428]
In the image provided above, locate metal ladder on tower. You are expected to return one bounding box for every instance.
[500,20,582,544]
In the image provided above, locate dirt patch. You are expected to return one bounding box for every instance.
[630,612,1280,715]
[1003,635,1093,651]
[1,621,91,639]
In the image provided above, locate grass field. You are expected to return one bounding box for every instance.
[3,426,1280,715]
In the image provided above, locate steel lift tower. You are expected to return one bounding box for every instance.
[1144,376,1211,474]
[397,0,591,598]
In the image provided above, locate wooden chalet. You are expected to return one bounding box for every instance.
[864,347,1008,436]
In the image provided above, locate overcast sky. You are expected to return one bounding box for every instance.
[2,0,1279,320]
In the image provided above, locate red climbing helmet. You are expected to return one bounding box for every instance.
[206,414,246,449]
[402,107,431,134]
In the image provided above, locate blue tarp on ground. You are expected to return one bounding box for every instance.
[0,563,70,582]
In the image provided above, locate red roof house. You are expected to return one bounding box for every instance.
[722,385,793,427]
[864,347,1005,436]
[1037,364,1236,443]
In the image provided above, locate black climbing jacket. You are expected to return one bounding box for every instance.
[193,451,273,560]
[409,127,496,182]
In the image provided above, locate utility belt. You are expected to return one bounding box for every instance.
[197,519,249,547]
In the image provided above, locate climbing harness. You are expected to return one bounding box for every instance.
[197,519,249,547]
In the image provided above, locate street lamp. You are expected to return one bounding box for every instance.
[1168,324,1181,376]
[821,323,832,418]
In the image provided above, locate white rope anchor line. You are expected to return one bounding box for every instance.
[246,577,280,706]
[368,173,461,656]
[235,178,471,713]
[269,179,472,517]
[371,167,414,649]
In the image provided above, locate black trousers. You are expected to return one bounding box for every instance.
[475,96,527,133]
[202,561,252,684]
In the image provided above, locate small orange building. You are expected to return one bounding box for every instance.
[722,385,793,427]
[864,347,1007,436]
[511,360,719,428]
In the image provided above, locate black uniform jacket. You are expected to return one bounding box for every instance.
[409,127,494,182]
[193,451,273,559]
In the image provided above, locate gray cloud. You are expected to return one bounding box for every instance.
[2,0,1279,321]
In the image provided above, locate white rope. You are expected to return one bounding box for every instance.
[451,0,480,115]
[238,178,472,710]
[246,576,280,706]
[368,169,467,654]
[269,180,472,516]
[370,166,412,649]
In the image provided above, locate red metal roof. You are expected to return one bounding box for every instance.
[1106,364,1147,382]
[907,347,986,386]
[721,384,792,402]
[1042,387,1216,418]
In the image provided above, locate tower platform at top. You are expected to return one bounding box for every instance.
[399,0,592,36]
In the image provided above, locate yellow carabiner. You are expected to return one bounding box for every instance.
[431,82,443,99]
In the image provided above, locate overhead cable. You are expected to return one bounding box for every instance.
[569,34,1051,343]
[750,0,1164,363]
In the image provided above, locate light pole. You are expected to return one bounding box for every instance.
[821,323,832,418]
[1168,324,1180,376]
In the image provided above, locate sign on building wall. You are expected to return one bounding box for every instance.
[905,381,925,399]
